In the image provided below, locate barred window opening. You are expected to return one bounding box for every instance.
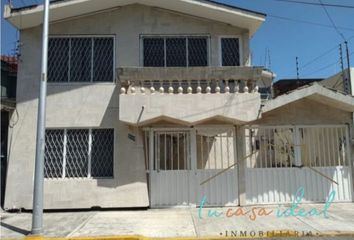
[48,36,114,82]
[166,38,186,67]
[143,38,164,67]
[44,128,114,179]
[143,36,209,67]
[221,38,240,66]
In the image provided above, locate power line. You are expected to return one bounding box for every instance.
[268,14,354,32]
[294,13,354,74]
[302,59,340,77]
[318,0,347,41]
[299,45,337,70]
[289,36,353,77]
[274,0,354,9]
[304,51,354,76]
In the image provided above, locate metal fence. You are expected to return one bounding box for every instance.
[44,128,114,179]
[245,125,353,204]
[245,125,350,168]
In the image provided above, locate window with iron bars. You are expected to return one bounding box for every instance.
[48,36,114,83]
[44,128,114,178]
[142,36,209,67]
[221,37,241,66]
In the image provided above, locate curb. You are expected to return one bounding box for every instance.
[4,230,352,240]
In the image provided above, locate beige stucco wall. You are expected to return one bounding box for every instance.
[4,4,251,209]
[49,3,251,67]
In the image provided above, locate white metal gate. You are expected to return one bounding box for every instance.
[148,127,238,207]
[195,127,238,207]
[149,130,192,207]
[244,125,353,204]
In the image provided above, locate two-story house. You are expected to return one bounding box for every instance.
[3,0,354,210]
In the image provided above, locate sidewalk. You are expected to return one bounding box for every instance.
[1,203,354,239]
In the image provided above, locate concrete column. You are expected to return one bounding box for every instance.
[148,129,154,207]
[236,126,246,206]
[190,128,197,205]
[346,124,354,202]
[293,126,302,166]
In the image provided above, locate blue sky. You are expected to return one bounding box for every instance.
[1,0,354,80]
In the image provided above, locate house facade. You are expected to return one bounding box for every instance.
[3,0,354,210]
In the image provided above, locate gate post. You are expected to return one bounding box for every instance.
[346,124,354,201]
[236,126,246,206]
[149,129,154,207]
[190,128,197,205]
[293,126,302,166]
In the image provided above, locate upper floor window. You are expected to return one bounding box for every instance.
[48,36,114,83]
[142,36,209,67]
[220,37,241,66]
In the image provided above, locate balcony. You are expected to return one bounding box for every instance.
[118,66,273,126]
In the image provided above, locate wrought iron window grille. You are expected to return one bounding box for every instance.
[44,128,114,179]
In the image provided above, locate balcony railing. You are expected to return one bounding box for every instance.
[118,66,273,95]
[118,66,273,125]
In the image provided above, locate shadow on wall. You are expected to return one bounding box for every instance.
[96,86,147,189]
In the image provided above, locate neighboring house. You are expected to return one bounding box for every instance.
[1,56,17,102]
[1,55,17,208]
[3,0,354,210]
[274,68,354,98]
[321,68,354,95]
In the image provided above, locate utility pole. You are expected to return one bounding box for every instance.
[338,44,345,89]
[344,41,352,95]
[32,0,50,235]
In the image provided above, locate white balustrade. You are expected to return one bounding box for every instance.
[119,80,259,95]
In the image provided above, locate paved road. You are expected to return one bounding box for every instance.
[1,203,354,239]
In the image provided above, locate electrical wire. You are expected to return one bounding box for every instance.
[318,0,347,41]
[268,14,354,32]
[299,45,338,70]
[274,0,354,9]
[299,35,354,71]
[302,59,341,77]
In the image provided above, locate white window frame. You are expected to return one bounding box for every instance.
[44,127,115,180]
[47,35,116,84]
[140,34,211,67]
[218,35,243,67]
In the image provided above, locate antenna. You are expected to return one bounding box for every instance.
[268,48,272,70]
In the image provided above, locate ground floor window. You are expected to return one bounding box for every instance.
[44,128,114,179]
